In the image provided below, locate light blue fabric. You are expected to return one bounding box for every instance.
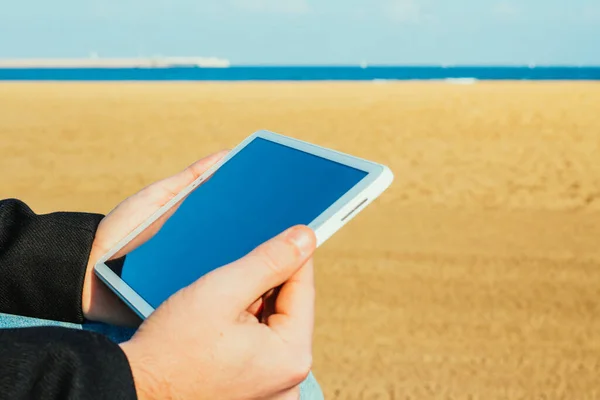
[0,312,324,400]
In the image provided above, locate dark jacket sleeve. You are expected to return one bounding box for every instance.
[0,198,102,323]
[0,199,138,400]
[0,327,137,400]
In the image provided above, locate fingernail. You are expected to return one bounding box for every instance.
[288,227,313,257]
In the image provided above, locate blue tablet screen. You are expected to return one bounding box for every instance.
[108,137,368,308]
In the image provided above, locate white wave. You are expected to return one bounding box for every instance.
[372,79,396,84]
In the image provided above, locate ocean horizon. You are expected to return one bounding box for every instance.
[0,65,599,81]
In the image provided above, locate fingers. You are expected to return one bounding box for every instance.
[267,258,315,350]
[100,151,228,259]
[157,150,228,199]
[200,225,316,313]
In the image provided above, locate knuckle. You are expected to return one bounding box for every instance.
[256,239,299,274]
[256,244,284,275]
[184,164,201,182]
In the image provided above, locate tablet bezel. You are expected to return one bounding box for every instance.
[94,130,393,319]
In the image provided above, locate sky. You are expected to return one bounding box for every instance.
[0,0,598,65]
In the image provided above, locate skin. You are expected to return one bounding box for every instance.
[84,152,316,399]
[84,151,229,326]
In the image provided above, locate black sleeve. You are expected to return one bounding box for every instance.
[0,327,137,400]
[0,198,103,323]
[0,199,138,400]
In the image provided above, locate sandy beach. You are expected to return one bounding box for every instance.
[1,81,599,399]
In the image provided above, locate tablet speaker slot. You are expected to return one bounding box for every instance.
[341,198,368,222]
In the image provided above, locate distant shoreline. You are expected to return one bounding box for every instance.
[0,57,231,68]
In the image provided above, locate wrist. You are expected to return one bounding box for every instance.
[82,241,107,321]
[120,340,168,400]
[82,251,98,319]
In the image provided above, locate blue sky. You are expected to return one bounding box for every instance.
[0,0,598,65]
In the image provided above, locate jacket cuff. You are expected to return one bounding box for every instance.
[0,199,104,323]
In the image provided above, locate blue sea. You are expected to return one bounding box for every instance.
[0,66,599,81]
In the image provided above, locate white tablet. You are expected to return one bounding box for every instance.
[94,130,393,319]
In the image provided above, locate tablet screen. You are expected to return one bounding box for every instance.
[108,137,368,308]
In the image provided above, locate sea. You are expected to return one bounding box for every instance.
[0,66,599,81]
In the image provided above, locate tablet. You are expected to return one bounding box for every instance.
[94,130,393,319]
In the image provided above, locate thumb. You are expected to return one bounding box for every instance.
[199,225,316,313]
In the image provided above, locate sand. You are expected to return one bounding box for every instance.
[1,81,599,399]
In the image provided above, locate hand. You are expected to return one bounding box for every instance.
[120,225,317,400]
[84,151,228,326]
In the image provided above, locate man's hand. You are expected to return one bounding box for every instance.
[84,151,228,326]
[120,225,317,400]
